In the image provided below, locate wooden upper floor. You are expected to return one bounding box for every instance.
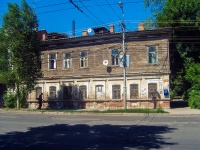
[38,28,172,79]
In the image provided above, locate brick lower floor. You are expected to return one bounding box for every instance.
[27,99,170,110]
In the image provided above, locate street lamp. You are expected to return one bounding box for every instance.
[118,1,127,109]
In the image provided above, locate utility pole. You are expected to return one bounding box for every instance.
[119,1,127,109]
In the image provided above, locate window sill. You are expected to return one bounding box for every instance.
[146,64,159,66]
[78,67,90,69]
[48,69,57,71]
[62,68,72,70]
[110,65,119,67]
[110,99,122,102]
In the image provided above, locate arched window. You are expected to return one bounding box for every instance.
[148,83,157,99]
[148,46,157,64]
[130,84,139,99]
[63,53,72,69]
[49,86,56,100]
[49,53,56,69]
[111,49,119,65]
[112,85,121,99]
[36,87,42,99]
[79,85,87,100]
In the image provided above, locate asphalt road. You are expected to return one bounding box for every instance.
[0,111,200,150]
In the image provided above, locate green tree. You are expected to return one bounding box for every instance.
[0,0,41,108]
[185,63,200,108]
[144,0,200,103]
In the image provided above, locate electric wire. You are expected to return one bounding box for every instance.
[69,0,98,25]
[93,0,115,23]
[105,0,121,20]
[78,0,105,25]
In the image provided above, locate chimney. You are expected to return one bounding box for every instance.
[82,30,88,36]
[42,32,47,41]
[138,23,144,31]
[37,30,48,41]
[110,24,115,33]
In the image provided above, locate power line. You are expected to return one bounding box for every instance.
[105,0,121,20]
[78,0,105,25]
[69,0,98,25]
[93,0,115,23]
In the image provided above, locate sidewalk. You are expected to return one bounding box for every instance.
[164,107,200,115]
[1,107,200,115]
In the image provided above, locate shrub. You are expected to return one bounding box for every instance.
[3,90,17,108]
[188,90,200,109]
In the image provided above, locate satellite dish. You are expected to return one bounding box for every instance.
[103,60,108,66]
[87,28,92,33]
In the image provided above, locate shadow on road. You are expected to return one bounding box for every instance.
[0,124,177,150]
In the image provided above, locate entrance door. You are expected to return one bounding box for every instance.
[63,86,72,100]
[96,85,103,99]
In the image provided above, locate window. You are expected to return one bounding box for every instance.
[96,85,103,99]
[80,51,88,68]
[49,53,56,69]
[63,53,72,69]
[112,85,121,99]
[148,83,157,99]
[130,84,139,99]
[148,46,157,64]
[49,86,56,100]
[38,55,42,69]
[111,49,119,65]
[79,85,87,100]
[36,87,42,99]
[63,86,72,100]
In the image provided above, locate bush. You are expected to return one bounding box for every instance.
[3,89,27,108]
[3,90,17,108]
[188,90,200,109]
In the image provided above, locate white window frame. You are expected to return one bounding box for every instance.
[80,51,88,68]
[49,53,56,69]
[147,46,158,65]
[63,53,72,69]
[111,49,119,66]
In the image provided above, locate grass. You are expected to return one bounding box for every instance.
[75,108,167,114]
[1,107,168,114]
[26,107,167,114]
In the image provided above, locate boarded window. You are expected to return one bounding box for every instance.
[49,86,56,100]
[148,83,157,99]
[112,85,121,99]
[130,84,138,99]
[79,85,87,100]
[63,86,72,100]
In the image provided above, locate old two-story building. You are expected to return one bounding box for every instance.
[27,24,172,109]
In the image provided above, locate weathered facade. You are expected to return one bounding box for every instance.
[28,25,172,109]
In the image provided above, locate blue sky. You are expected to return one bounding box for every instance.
[0,0,151,36]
